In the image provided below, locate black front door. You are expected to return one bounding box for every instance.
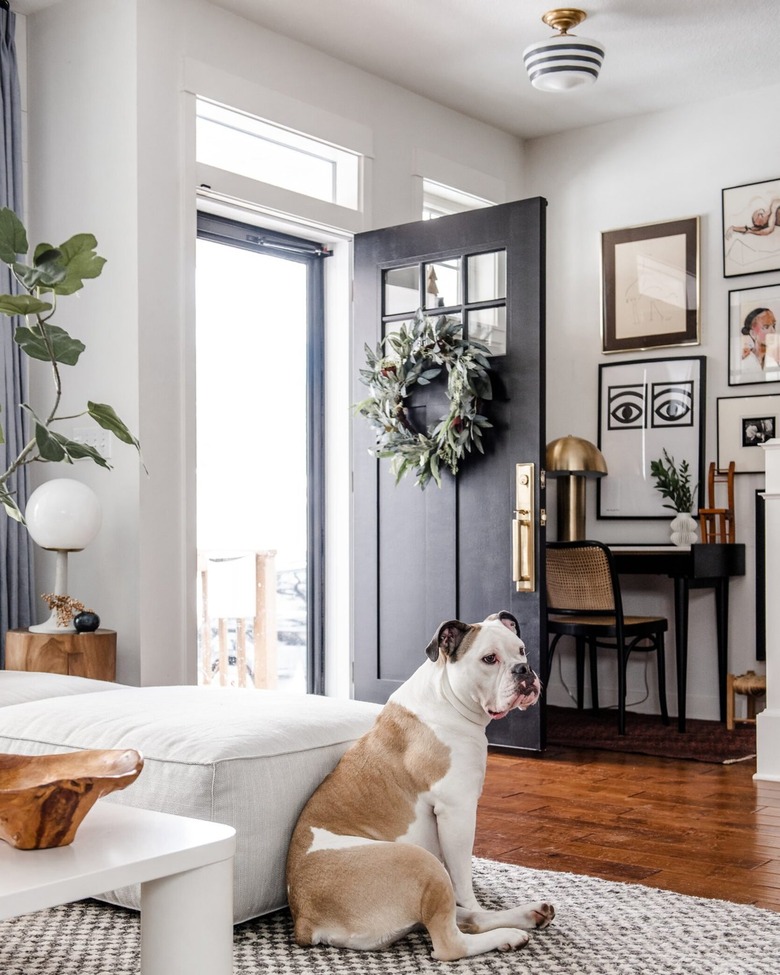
[352,198,547,751]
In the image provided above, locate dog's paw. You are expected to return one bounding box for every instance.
[532,902,555,928]
[496,929,531,951]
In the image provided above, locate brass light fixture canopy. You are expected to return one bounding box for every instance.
[541,8,587,34]
[546,436,608,541]
[523,8,605,92]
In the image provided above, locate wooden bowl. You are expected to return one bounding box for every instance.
[0,749,144,850]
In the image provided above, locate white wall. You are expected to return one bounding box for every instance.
[527,86,780,718]
[22,0,526,686]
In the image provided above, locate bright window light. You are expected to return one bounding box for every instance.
[196,98,360,209]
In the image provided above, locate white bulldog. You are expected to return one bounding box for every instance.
[286,611,554,961]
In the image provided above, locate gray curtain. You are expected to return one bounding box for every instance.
[1,3,36,660]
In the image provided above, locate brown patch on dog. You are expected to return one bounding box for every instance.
[287,703,451,890]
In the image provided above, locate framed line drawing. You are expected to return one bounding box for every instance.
[722,177,780,278]
[597,356,706,519]
[728,283,780,386]
[717,393,780,473]
[601,217,700,354]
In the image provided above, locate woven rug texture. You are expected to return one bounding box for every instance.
[546,705,757,763]
[2,858,778,975]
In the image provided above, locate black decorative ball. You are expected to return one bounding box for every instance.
[74,612,100,633]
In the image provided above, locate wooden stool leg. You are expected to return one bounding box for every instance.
[726,672,735,731]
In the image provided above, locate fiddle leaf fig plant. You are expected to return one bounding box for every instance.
[0,207,141,523]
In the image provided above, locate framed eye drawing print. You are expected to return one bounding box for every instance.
[717,393,780,474]
[601,217,700,353]
[728,283,780,386]
[723,177,780,278]
[597,356,706,519]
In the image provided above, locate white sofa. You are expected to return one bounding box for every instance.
[0,672,380,923]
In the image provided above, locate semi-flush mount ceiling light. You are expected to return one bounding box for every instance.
[523,8,605,92]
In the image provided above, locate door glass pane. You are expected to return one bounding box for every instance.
[468,306,507,356]
[424,258,461,309]
[196,239,308,692]
[467,250,506,302]
[384,265,419,315]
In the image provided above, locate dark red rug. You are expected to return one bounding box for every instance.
[546,705,757,764]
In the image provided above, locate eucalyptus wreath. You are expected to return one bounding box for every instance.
[355,309,493,488]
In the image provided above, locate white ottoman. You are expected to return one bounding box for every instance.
[0,682,380,923]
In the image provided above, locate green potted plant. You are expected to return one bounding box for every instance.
[649,449,698,545]
[0,207,141,523]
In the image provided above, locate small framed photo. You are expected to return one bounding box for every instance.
[722,177,780,278]
[717,394,780,473]
[729,283,780,386]
[601,217,700,354]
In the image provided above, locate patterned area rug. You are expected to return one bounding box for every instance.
[1,858,778,975]
[546,705,757,764]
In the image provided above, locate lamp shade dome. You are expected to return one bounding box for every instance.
[523,32,605,91]
[25,479,102,551]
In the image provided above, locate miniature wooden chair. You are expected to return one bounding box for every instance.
[698,461,735,543]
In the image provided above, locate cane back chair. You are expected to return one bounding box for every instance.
[546,540,669,735]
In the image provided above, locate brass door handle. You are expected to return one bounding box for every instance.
[512,463,535,592]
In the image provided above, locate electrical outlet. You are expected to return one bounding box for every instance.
[73,426,113,459]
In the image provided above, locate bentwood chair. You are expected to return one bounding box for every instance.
[545,540,670,735]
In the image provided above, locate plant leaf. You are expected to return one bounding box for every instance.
[88,401,140,450]
[0,486,23,522]
[49,234,106,295]
[35,423,68,462]
[0,208,28,264]
[14,324,86,365]
[0,294,53,317]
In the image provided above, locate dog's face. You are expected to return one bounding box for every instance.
[425,612,542,720]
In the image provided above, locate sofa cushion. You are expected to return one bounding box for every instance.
[0,671,123,708]
[0,685,381,923]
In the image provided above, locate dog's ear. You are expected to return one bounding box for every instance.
[484,611,521,637]
[426,619,472,662]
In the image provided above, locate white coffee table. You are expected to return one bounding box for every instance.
[0,801,236,975]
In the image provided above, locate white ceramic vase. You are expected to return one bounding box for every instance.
[670,511,698,547]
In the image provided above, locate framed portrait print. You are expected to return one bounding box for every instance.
[722,177,780,278]
[601,217,700,354]
[717,394,780,473]
[597,356,706,519]
[728,283,780,386]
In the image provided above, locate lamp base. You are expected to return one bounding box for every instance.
[29,609,77,634]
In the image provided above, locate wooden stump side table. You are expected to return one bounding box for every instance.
[3,628,117,682]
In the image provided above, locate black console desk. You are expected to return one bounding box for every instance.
[609,544,746,732]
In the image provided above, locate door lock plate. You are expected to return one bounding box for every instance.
[512,462,535,592]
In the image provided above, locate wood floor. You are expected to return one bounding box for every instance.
[475,743,780,912]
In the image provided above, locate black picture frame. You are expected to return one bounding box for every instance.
[717,393,780,473]
[601,217,700,353]
[597,355,706,519]
[722,176,780,278]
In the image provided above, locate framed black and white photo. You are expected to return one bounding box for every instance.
[722,177,780,278]
[717,394,780,473]
[728,283,780,386]
[601,217,700,353]
[597,356,706,519]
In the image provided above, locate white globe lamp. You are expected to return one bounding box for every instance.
[25,478,102,633]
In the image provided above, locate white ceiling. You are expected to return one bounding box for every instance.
[14,1,780,140]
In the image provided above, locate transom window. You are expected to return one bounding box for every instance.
[196,97,360,209]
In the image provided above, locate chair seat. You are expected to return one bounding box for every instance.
[548,614,667,636]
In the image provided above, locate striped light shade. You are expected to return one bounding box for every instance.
[523,9,605,92]
[523,32,605,91]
